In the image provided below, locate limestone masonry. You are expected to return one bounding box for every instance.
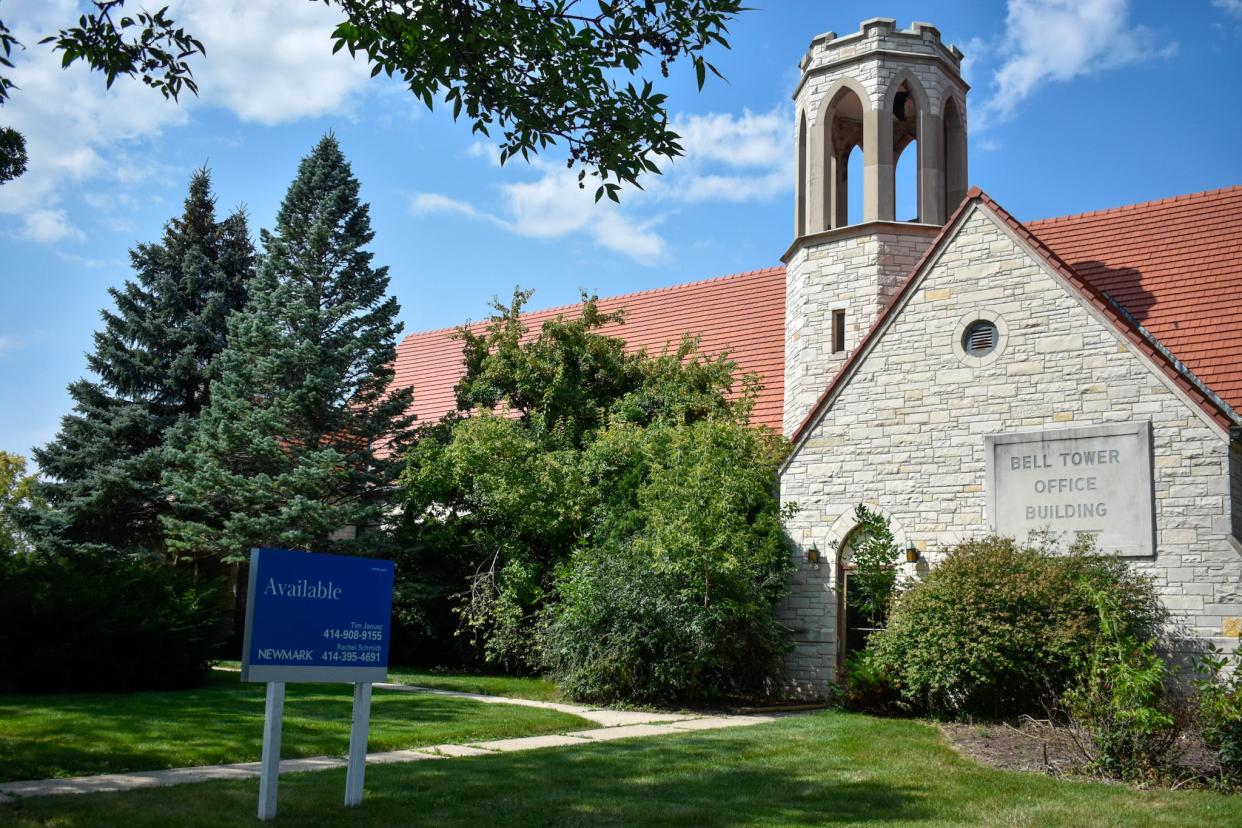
[393,18,1242,700]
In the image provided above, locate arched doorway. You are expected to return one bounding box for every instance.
[835,525,889,672]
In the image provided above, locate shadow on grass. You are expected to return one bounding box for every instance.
[4,729,933,827]
[381,735,932,826]
[6,713,1240,827]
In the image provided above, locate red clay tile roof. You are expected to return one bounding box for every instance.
[1029,185,1242,418]
[786,188,1241,452]
[394,186,1242,442]
[392,267,787,431]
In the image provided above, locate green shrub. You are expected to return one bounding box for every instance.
[866,535,1165,717]
[0,552,225,693]
[1194,641,1242,788]
[834,649,901,714]
[1063,591,1177,782]
[542,420,792,705]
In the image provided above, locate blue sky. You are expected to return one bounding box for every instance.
[2,0,1242,460]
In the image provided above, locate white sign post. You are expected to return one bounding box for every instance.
[257,681,286,821]
[344,682,373,807]
[241,548,395,821]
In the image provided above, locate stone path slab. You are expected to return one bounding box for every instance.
[373,682,696,727]
[667,716,770,732]
[473,733,591,752]
[566,723,683,742]
[0,683,780,803]
[416,744,494,758]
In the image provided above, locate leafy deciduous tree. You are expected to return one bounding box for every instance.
[544,417,793,704]
[1,1,743,193]
[0,451,41,554]
[328,0,744,200]
[398,290,774,677]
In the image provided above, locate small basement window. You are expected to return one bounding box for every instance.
[962,319,998,356]
[832,309,846,353]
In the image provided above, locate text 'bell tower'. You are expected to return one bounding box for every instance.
[783,19,969,435]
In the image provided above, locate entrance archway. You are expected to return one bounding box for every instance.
[835,526,886,672]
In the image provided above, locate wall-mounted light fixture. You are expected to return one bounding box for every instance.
[905,543,920,563]
[806,543,821,565]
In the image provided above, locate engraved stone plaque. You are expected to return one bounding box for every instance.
[985,422,1154,556]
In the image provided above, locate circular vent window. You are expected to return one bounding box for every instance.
[961,319,998,356]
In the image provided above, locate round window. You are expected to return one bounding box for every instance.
[961,319,998,357]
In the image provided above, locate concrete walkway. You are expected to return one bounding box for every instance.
[0,684,778,803]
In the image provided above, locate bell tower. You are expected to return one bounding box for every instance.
[783,19,969,434]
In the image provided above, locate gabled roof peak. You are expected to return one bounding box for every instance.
[784,188,1240,458]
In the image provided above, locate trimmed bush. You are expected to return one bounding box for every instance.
[865,535,1165,717]
[0,552,225,693]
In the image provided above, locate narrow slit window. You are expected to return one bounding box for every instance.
[832,309,847,353]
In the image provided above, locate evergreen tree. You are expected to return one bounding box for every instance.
[31,170,255,557]
[163,135,414,564]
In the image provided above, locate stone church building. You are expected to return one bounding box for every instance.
[395,19,1242,697]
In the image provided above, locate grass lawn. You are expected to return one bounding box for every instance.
[0,671,587,783]
[4,711,1239,827]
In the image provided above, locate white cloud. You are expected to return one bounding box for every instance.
[979,0,1176,124]
[658,107,789,204]
[0,0,373,244]
[21,209,84,243]
[413,161,668,265]
[410,105,790,264]
[409,193,485,220]
[467,141,502,166]
[0,1,189,240]
[178,0,371,125]
[958,37,990,85]
[1213,0,1242,17]
[0,336,22,357]
[671,109,786,170]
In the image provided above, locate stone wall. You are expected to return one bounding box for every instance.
[778,203,1242,698]
[783,225,936,434]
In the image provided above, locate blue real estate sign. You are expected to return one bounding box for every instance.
[241,547,395,683]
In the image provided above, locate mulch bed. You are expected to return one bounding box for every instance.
[939,717,1086,777]
[939,716,1220,787]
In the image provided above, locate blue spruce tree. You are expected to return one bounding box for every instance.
[163,135,415,563]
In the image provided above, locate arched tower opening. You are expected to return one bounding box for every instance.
[796,112,808,236]
[892,80,920,222]
[880,74,931,224]
[846,144,864,226]
[824,85,866,229]
[943,95,967,216]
